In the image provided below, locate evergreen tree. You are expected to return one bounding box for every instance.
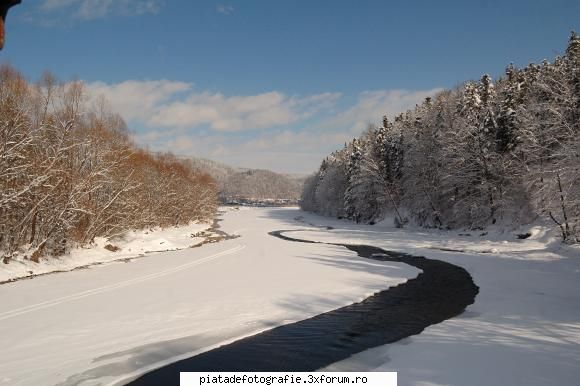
[565,31,580,126]
[497,64,523,152]
[344,139,362,222]
[302,34,580,242]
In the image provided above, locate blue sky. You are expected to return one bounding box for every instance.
[2,0,580,173]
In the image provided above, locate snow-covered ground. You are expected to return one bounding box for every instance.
[290,211,580,386]
[0,207,418,386]
[0,222,212,283]
[2,207,578,386]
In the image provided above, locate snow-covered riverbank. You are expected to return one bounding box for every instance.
[2,207,578,386]
[0,207,418,386]
[0,221,213,283]
[291,211,580,386]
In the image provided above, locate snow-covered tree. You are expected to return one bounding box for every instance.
[0,65,219,262]
[344,138,363,222]
[301,34,579,242]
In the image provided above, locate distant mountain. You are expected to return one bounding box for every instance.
[189,158,305,202]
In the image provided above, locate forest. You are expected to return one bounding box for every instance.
[301,33,580,243]
[0,65,218,263]
[189,157,304,203]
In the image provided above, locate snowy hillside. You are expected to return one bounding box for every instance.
[189,157,305,202]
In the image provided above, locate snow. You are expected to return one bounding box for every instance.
[0,207,418,386]
[2,207,578,386]
[291,211,580,386]
[0,222,211,283]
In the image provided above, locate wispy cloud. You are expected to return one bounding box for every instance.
[29,0,163,23]
[133,129,353,174]
[324,88,443,134]
[216,4,234,15]
[85,79,440,172]
[86,80,341,132]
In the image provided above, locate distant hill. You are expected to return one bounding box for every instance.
[188,157,237,187]
[189,158,305,202]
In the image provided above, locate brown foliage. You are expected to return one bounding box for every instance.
[0,65,218,262]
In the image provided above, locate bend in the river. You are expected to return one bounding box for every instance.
[127,229,479,385]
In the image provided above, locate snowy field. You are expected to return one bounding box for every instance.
[0,207,418,386]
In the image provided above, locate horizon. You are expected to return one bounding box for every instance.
[2,0,580,173]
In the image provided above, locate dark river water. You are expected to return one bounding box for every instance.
[127,230,478,385]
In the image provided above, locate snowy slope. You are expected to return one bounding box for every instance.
[0,207,418,386]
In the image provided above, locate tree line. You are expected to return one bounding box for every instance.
[0,65,218,262]
[301,33,580,243]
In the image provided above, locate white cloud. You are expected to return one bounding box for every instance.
[86,79,342,132]
[326,88,443,134]
[86,79,191,122]
[216,4,234,15]
[151,91,342,131]
[85,79,440,173]
[135,129,352,174]
[35,0,163,21]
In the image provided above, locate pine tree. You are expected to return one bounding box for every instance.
[565,31,580,126]
[344,139,362,222]
[449,77,503,227]
[497,64,523,152]
[301,34,579,242]
[402,97,445,227]
[373,118,406,226]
